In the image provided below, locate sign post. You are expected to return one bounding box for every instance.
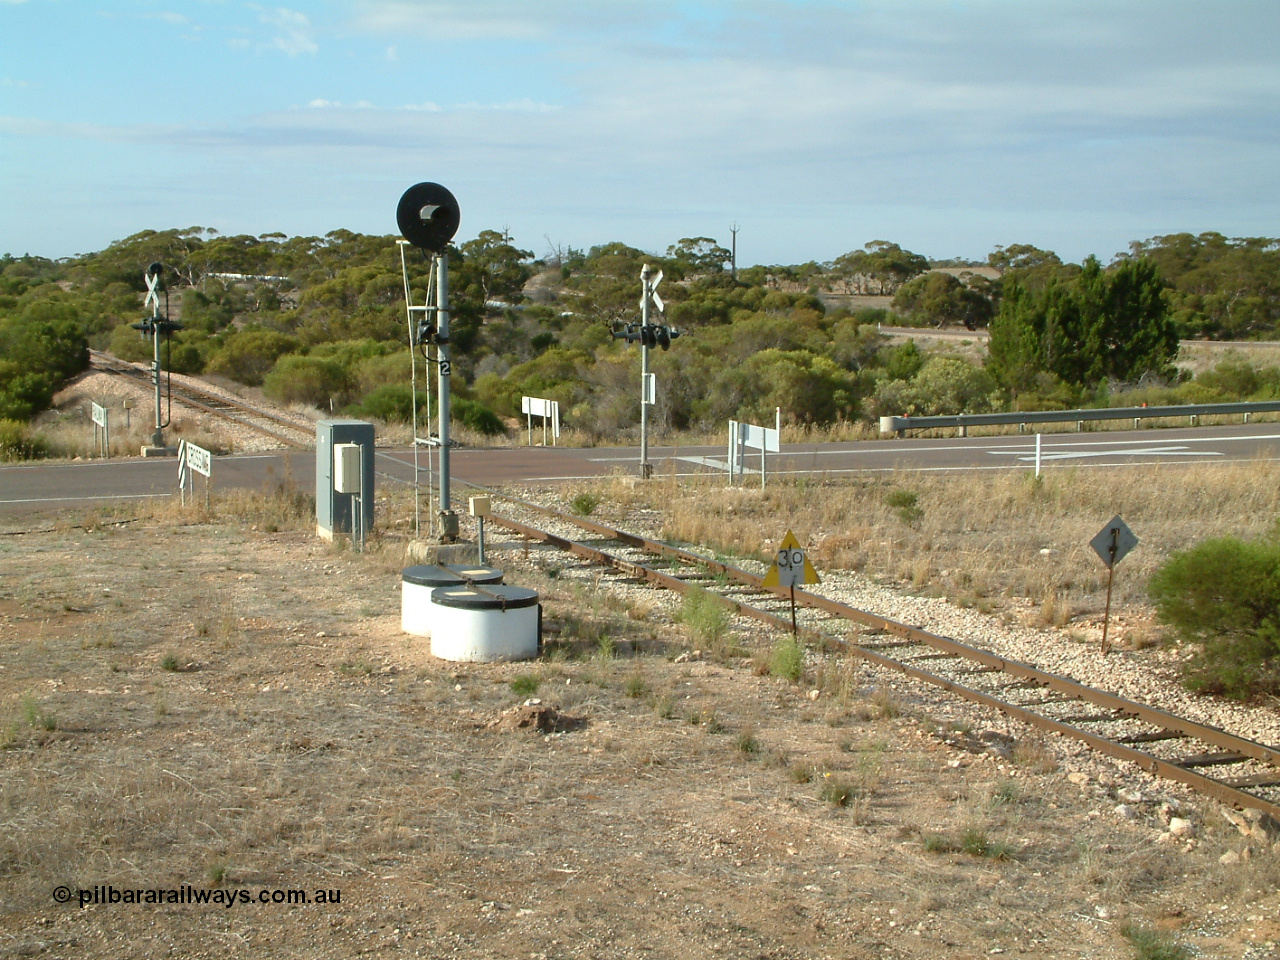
[178,440,213,508]
[729,421,780,489]
[639,265,664,480]
[521,396,560,446]
[1089,515,1138,655]
[762,529,821,635]
[91,401,110,458]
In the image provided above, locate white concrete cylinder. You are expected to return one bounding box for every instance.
[401,564,502,637]
[429,585,540,662]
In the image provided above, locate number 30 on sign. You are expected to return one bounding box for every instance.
[762,529,820,589]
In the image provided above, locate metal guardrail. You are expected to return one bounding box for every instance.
[879,401,1280,437]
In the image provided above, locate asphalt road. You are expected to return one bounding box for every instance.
[4,423,1280,518]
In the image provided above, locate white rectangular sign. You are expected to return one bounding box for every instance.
[739,422,779,453]
[91,401,108,428]
[522,395,560,444]
[643,373,656,406]
[521,396,554,418]
[185,442,212,478]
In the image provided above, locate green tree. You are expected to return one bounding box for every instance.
[1075,256,1177,384]
[892,272,994,329]
[666,237,732,277]
[205,328,300,386]
[1127,232,1280,339]
[988,257,1175,393]
[560,242,649,327]
[873,356,998,417]
[262,354,354,408]
[829,241,928,295]
[699,349,860,425]
[456,230,535,307]
[987,243,1063,280]
[0,313,89,420]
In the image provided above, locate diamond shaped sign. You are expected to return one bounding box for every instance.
[1090,515,1138,569]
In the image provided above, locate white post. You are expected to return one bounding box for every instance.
[639,264,651,479]
[1035,433,1042,478]
[727,421,736,484]
[436,253,457,540]
[398,241,421,540]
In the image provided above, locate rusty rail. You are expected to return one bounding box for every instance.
[486,504,1280,821]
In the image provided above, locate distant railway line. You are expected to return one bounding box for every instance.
[88,350,314,449]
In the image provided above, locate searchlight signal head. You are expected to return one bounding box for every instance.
[396,182,461,253]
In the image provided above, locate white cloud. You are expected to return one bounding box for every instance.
[7,0,1280,262]
[257,6,318,56]
[351,0,574,41]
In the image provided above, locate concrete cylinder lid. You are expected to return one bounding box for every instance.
[444,564,504,585]
[402,565,465,588]
[402,564,504,587]
[430,585,539,611]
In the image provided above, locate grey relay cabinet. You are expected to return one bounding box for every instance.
[316,420,375,541]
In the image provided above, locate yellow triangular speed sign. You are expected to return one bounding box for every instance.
[762,528,820,589]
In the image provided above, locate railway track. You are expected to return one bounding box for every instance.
[88,350,313,449]
[482,495,1280,821]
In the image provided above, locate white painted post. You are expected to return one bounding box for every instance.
[1035,433,1042,478]
[732,419,742,483]
[639,264,651,479]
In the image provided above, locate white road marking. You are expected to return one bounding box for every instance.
[0,493,165,505]
[996,445,1225,462]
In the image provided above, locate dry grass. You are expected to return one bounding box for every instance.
[1,483,1278,956]
[622,459,1280,619]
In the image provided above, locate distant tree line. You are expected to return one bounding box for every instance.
[3,228,1280,456]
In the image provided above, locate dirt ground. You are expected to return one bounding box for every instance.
[1,493,1279,959]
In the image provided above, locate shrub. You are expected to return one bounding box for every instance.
[1120,922,1192,960]
[262,354,354,408]
[349,385,506,436]
[452,396,506,437]
[819,779,855,807]
[206,329,300,386]
[885,488,923,525]
[510,673,540,697]
[735,730,760,755]
[623,671,649,699]
[679,590,730,646]
[0,419,49,461]
[768,635,805,682]
[352,383,417,423]
[570,492,600,516]
[1148,534,1280,698]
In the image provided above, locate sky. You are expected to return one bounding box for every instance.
[1,0,1278,267]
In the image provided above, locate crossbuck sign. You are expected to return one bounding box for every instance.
[177,440,213,506]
